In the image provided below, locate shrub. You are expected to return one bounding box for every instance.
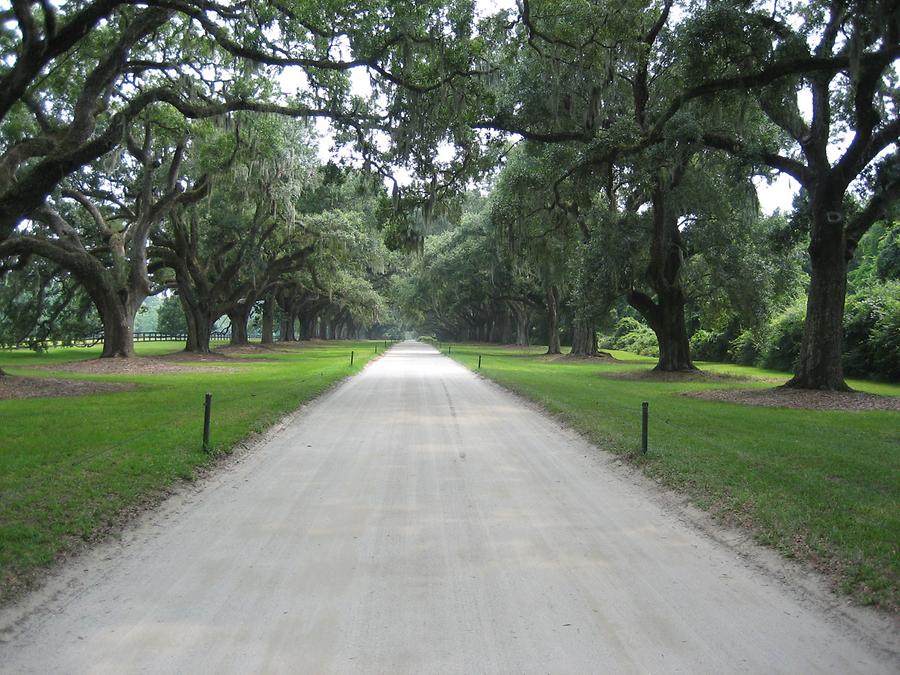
[156,296,187,335]
[689,328,730,362]
[728,327,767,366]
[760,298,806,372]
[600,317,659,357]
[417,335,436,343]
[868,290,900,380]
[751,283,899,381]
[843,281,900,380]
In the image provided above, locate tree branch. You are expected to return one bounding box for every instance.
[703,132,811,184]
[62,188,112,237]
[0,0,137,124]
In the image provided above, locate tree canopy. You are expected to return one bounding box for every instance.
[1,0,897,388]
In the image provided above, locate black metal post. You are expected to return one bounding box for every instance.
[641,401,649,453]
[478,354,482,369]
[350,350,355,366]
[203,392,212,452]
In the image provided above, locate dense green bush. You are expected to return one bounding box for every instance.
[735,281,900,381]
[598,283,897,381]
[689,328,731,362]
[0,259,100,350]
[759,298,806,372]
[868,292,900,381]
[599,317,659,357]
[156,296,188,335]
[728,327,768,366]
[842,281,900,380]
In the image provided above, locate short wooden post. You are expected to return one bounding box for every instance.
[203,393,212,452]
[641,401,649,453]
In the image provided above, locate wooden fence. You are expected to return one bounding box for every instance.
[5,330,233,349]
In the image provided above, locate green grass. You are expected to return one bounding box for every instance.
[447,343,900,611]
[0,340,382,602]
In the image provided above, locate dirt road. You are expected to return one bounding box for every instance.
[1,342,896,673]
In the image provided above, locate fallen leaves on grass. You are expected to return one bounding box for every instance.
[30,356,237,375]
[600,369,763,383]
[682,387,900,412]
[214,345,282,357]
[0,374,136,400]
[557,351,618,362]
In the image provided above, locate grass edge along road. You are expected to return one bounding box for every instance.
[0,340,379,605]
[447,343,899,613]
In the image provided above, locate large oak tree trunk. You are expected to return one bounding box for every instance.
[162,221,220,355]
[570,317,598,356]
[651,290,694,372]
[280,315,294,341]
[24,243,150,359]
[179,295,213,354]
[173,273,215,354]
[626,181,695,371]
[300,315,315,340]
[786,205,850,390]
[509,302,530,346]
[228,305,251,346]
[628,287,695,371]
[82,267,146,358]
[96,293,139,358]
[546,286,561,355]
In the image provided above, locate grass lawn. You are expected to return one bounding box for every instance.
[0,340,382,603]
[447,343,899,611]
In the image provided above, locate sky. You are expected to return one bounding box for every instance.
[282,0,800,216]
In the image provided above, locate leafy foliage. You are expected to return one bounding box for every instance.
[599,317,658,357]
[0,258,99,350]
[156,296,188,335]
